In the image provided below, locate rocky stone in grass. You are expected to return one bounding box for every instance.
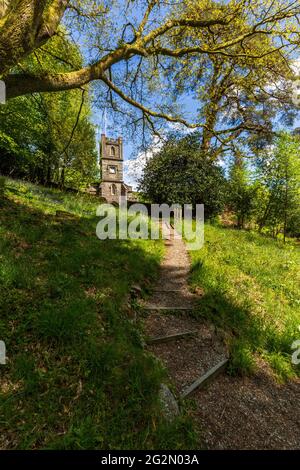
[130,284,143,298]
[55,210,76,218]
[159,384,179,421]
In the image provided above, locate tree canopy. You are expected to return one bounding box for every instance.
[1,1,300,146]
[256,133,300,238]
[0,32,98,188]
[139,132,227,218]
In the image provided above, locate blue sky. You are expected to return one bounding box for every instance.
[65,0,200,184]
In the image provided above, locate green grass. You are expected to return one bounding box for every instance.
[189,222,300,380]
[0,178,197,450]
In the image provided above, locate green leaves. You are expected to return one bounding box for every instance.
[139,132,227,218]
[256,133,300,238]
[0,34,97,189]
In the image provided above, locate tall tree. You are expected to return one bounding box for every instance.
[227,153,259,229]
[139,132,227,218]
[256,133,300,240]
[0,33,98,188]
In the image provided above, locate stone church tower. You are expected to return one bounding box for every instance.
[99,134,133,203]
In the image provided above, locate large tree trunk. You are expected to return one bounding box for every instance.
[0,0,68,76]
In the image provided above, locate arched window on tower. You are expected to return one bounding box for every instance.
[110,146,116,156]
[111,184,117,196]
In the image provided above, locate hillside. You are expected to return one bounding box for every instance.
[186,223,300,449]
[0,179,195,450]
[1,178,299,450]
[189,224,300,380]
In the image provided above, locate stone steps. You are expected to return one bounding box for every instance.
[144,288,197,311]
[181,358,229,399]
[143,221,228,406]
[146,330,198,345]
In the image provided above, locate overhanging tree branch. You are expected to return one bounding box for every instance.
[100,73,201,129]
[2,0,300,101]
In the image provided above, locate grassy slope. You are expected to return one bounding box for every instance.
[189,223,300,380]
[0,179,196,450]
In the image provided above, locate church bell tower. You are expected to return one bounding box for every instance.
[99,134,124,202]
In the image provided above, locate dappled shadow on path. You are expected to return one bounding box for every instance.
[192,360,300,449]
[187,262,300,449]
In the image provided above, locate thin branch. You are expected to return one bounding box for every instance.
[101,74,201,129]
[137,0,159,36]
[61,87,85,156]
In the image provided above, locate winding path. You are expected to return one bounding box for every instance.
[143,221,227,396]
[143,221,300,449]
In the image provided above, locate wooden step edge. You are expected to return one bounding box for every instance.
[151,289,196,296]
[143,305,196,311]
[146,330,198,345]
[152,289,187,293]
[180,358,229,399]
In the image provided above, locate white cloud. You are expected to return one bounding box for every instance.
[291,58,300,75]
[123,123,198,190]
[124,136,162,190]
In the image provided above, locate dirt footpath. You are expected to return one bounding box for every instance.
[143,221,300,449]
